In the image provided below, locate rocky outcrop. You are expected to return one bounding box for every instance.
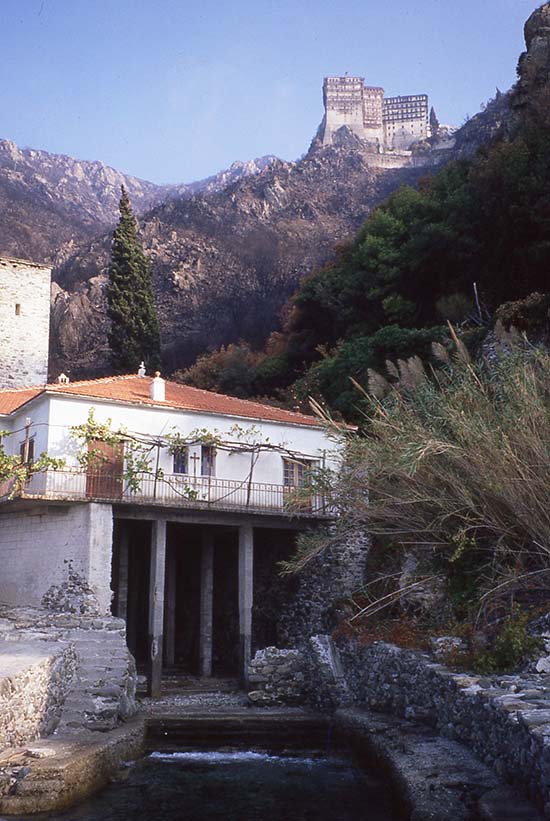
[518,3,550,100]
[49,144,427,378]
[0,138,278,268]
[0,139,163,265]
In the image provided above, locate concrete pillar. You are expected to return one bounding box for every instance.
[116,525,129,622]
[164,546,177,668]
[85,503,114,615]
[238,524,254,686]
[147,519,166,699]
[200,531,214,678]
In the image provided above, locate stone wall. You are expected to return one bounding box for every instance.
[334,640,550,815]
[0,256,51,389]
[278,529,369,647]
[0,604,137,742]
[247,647,306,706]
[0,641,76,748]
[0,503,113,614]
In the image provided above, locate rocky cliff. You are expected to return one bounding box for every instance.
[50,141,428,378]
[0,140,277,266]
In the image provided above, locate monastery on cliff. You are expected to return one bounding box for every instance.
[0,256,336,694]
[321,75,431,150]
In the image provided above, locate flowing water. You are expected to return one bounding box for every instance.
[19,749,398,821]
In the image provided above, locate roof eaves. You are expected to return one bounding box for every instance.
[0,389,46,416]
[44,389,323,429]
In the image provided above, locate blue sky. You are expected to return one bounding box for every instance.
[0,0,541,184]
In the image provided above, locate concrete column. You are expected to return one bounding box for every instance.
[85,503,114,615]
[116,525,129,622]
[238,524,254,686]
[164,546,177,668]
[147,519,167,699]
[200,531,214,678]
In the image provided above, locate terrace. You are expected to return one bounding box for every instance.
[0,468,328,519]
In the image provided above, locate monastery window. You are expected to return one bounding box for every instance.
[201,445,216,478]
[15,304,21,316]
[172,448,188,475]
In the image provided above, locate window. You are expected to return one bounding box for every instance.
[201,445,216,477]
[19,437,35,464]
[282,458,314,489]
[15,304,21,316]
[172,448,188,475]
[283,458,318,511]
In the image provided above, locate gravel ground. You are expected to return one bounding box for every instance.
[139,691,317,716]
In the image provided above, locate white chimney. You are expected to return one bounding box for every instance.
[137,361,146,378]
[57,373,69,384]
[150,371,165,402]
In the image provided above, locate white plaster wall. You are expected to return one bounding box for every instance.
[0,503,113,613]
[0,259,51,389]
[0,394,50,461]
[38,395,340,486]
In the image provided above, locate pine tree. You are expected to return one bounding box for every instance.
[106,187,161,373]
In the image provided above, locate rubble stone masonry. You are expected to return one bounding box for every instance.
[0,256,51,389]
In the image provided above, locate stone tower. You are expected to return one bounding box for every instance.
[0,256,51,388]
[322,77,384,146]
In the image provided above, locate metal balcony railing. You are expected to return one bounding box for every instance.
[0,468,328,518]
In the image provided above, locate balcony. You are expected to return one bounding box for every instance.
[0,468,328,518]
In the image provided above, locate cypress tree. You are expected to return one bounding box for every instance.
[429,106,440,139]
[106,186,161,373]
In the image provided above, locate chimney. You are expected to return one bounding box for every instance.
[137,361,146,378]
[57,373,69,384]
[150,371,165,402]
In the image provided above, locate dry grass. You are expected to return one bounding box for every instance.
[295,334,550,625]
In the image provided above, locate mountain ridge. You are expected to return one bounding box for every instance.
[0,138,278,265]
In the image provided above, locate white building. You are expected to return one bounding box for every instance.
[0,372,339,692]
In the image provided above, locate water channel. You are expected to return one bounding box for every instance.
[15,749,398,821]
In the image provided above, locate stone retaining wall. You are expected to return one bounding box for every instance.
[335,640,550,816]
[0,604,137,745]
[247,647,306,705]
[278,529,369,647]
[0,642,76,748]
[249,635,550,814]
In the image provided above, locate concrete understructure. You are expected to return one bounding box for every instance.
[0,246,342,696]
[0,374,338,693]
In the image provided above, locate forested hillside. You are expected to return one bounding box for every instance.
[178,7,550,422]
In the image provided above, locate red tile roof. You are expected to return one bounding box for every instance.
[0,386,43,415]
[0,375,323,428]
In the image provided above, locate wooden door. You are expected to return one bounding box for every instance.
[86,440,124,500]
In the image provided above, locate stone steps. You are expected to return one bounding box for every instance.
[55,627,137,735]
[145,711,330,750]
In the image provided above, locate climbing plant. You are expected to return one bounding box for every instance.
[0,430,65,499]
[70,409,320,505]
